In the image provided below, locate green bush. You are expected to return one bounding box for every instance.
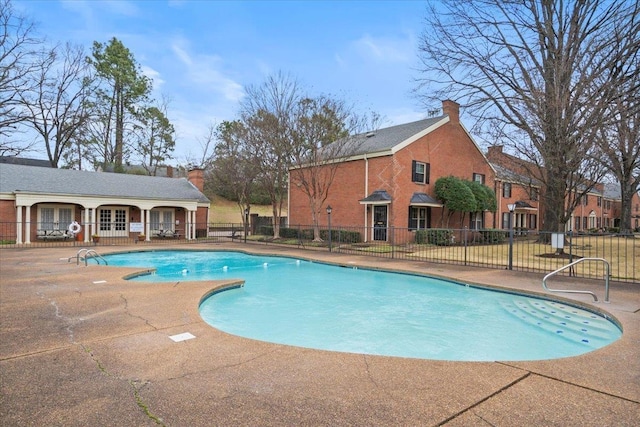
[415,228,454,246]
[320,229,362,243]
[258,226,361,243]
[479,228,506,244]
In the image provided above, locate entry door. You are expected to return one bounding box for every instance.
[98,207,128,237]
[373,205,388,241]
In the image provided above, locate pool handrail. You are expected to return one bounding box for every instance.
[542,257,610,303]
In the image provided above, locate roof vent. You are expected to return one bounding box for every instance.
[365,132,376,138]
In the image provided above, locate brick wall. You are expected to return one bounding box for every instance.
[289,104,496,231]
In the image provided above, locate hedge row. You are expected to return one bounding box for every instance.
[415,228,507,245]
[259,226,362,243]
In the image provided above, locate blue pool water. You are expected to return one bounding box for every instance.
[101,250,622,361]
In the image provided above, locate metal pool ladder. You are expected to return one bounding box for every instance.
[70,248,108,266]
[542,257,610,303]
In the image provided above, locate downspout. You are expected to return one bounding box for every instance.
[364,154,369,242]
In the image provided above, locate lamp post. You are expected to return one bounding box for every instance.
[326,205,332,252]
[507,203,516,270]
[244,207,249,244]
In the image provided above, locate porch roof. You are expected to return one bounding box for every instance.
[410,192,442,207]
[359,190,392,205]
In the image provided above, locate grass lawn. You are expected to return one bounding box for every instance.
[208,194,286,223]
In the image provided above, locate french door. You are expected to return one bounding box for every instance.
[98,207,128,237]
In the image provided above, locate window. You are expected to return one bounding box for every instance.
[472,173,485,184]
[502,182,512,198]
[597,197,602,207]
[470,212,483,230]
[411,161,429,184]
[574,216,581,231]
[530,187,538,201]
[583,195,588,206]
[408,207,427,230]
[150,209,174,232]
[529,214,537,230]
[583,216,588,229]
[502,212,510,230]
[597,217,601,229]
[38,205,73,231]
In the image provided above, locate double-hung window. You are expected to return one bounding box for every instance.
[411,161,429,184]
[472,173,485,184]
[503,182,512,198]
[408,207,427,230]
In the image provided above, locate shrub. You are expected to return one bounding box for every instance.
[416,228,454,246]
[479,228,507,244]
[320,229,362,243]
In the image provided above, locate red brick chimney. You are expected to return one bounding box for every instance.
[442,99,460,123]
[188,167,204,192]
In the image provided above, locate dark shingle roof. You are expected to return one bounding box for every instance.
[339,116,447,157]
[0,156,52,167]
[0,163,209,203]
[359,190,392,203]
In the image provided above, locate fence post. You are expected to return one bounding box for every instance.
[391,227,395,259]
[464,227,468,266]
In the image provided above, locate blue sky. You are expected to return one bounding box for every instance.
[15,0,431,162]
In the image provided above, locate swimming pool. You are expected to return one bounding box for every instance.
[102,250,622,361]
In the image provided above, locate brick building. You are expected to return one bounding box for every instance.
[487,145,640,232]
[0,163,209,244]
[288,100,496,242]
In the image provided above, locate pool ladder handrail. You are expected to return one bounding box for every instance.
[542,257,610,303]
[70,248,108,266]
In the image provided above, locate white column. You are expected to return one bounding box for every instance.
[16,205,23,244]
[83,209,90,242]
[24,205,31,244]
[185,210,192,240]
[144,209,150,241]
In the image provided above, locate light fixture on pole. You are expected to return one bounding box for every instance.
[244,207,250,244]
[507,203,516,270]
[326,205,332,252]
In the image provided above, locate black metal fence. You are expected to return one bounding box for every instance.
[1,221,637,284]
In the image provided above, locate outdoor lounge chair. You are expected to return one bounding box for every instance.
[36,229,73,240]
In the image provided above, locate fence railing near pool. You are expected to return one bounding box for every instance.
[1,221,637,284]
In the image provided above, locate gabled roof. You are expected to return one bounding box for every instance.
[359,189,392,204]
[492,164,542,187]
[0,163,209,203]
[339,115,448,158]
[410,192,442,207]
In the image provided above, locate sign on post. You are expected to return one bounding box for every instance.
[551,233,564,250]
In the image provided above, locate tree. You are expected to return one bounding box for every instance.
[20,43,92,167]
[0,0,40,154]
[466,180,497,226]
[289,96,381,241]
[240,72,300,238]
[134,103,175,176]
[434,176,476,227]
[207,120,258,223]
[416,0,640,234]
[596,64,640,234]
[88,37,151,171]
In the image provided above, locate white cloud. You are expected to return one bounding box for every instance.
[352,33,414,63]
[140,65,165,91]
[170,38,245,103]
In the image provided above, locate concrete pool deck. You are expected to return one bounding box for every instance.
[1,243,638,426]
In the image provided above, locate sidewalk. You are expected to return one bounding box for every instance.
[1,243,638,426]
